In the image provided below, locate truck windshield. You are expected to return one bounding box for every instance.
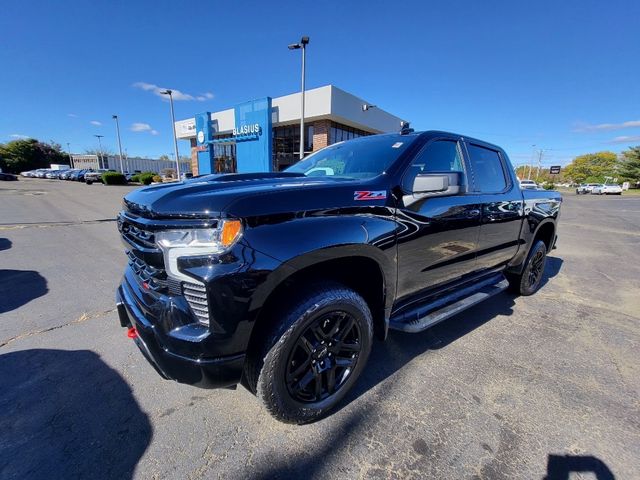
[285,134,418,180]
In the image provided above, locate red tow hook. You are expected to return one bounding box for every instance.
[127,327,138,339]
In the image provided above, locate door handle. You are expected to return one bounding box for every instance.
[468,209,480,217]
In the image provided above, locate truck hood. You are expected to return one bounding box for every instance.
[122,172,363,219]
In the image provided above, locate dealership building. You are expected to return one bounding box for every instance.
[174,85,406,175]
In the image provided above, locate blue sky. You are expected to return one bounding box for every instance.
[1,0,638,166]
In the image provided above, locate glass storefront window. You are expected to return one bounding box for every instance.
[328,122,368,145]
[212,134,236,173]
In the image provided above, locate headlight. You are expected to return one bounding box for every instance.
[156,219,242,282]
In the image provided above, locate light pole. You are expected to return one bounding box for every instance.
[66,142,73,168]
[160,89,181,179]
[288,36,309,159]
[112,115,125,173]
[94,134,104,169]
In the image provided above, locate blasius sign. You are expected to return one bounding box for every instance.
[234,97,272,173]
[233,123,261,137]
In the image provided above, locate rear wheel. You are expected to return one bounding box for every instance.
[251,283,373,424]
[507,240,547,296]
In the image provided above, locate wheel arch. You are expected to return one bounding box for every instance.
[245,246,393,362]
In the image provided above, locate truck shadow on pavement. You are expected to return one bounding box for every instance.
[0,269,48,314]
[0,349,152,480]
[0,238,11,251]
[545,454,615,479]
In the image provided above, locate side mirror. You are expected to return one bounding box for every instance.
[412,172,465,196]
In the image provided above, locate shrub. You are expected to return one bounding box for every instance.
[138,172,156,185]
[543,183,556,190]
[152,175,162,183]
[102,172,127,185]
[129,174,140,183]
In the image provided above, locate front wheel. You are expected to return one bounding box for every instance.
[507,240,547,296]
[252,283,373,424]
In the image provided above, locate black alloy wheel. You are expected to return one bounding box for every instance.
[527,248,545,290]
[508,240,547,296]
[285,311,361,403]
[251,283,373,424]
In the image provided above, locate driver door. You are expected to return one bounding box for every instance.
[395,137,483,300]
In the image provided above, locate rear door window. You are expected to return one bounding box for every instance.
[466,144,508,193]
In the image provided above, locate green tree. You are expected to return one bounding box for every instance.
[0,138,67,173]
[562,151,618,183]
[618,146,640,185]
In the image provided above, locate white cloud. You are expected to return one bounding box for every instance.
[574,120,640,132]
[67,113,78,118]
[10,134,28,139]
[131,122,159,136]
[133,81,213,102]
[609,135,640,144]
[195,92,214,101]
[90,120,102,126]
[131,122,152,132]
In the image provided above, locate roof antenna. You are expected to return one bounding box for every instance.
[400,121,414,135]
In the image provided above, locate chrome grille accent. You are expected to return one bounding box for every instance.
[183,281,210,325]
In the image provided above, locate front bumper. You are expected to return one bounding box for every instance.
[116,284,245,389]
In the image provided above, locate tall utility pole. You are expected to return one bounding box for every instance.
[288,36,309,159]
[67,142,73,168]
[94,134,104,169]
[526,144,536,180]
[535,148,546,180]
[160,89,181,179]
[112,115,125,173]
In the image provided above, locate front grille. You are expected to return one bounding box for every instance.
[118,219,156,251]
[126,250,168,291]
[183,281,210,325]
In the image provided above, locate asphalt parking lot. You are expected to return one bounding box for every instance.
[1,178,639,479]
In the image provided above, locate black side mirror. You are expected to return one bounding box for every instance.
[403,172,466,207]
[412,171,466,196]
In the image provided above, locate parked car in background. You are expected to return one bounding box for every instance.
[592,183,623,195]
[0,172,18,181]
[45,170,66,179]
[85,169,113,184]
[576,183,600,194]
[519,179,538,190]
[71,169,90,181]
[59,169,79,180]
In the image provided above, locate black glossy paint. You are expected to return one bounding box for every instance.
[116,131,561,389]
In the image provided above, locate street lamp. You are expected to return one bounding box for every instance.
[66,142,73,168]
[288,36,309,159]
[112,115,125,173]
[160,89,181,179]
[94,134,104,169]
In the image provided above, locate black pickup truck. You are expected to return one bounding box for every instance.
[116,130,561,423]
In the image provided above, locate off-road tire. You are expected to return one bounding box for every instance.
[251,283,373,424]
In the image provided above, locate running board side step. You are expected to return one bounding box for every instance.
[389,276,510,333]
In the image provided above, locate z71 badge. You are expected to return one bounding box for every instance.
[354,190,387,201]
